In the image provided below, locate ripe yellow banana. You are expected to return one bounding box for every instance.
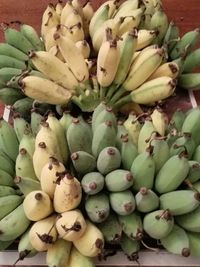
[150,108,168,136]
[63,8,83,28]
[136,29,158,50]
[122,46,164,91]
[55,1,63,16]
[72,0,84,16]
[82,2,94,37]
[97,29,120,87]
[29,51,79,91]
[44,25,59,51]
[54,33,89,82]
[63,23,85,43]
[75,40,90,58]
[148,61,179,80]
[20,76,72,105]
[48,45,65,62]
[60,0,75,25]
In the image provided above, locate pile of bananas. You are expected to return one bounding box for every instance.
[1,103,200,265]
[0,0,199,115]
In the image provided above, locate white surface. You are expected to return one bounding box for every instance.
[0,250,200,266]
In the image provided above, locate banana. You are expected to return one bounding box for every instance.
[170,28,200,60]
[0,195,23,220]
[29,215,57,252]
[0,152,15,176]
[170,133,195,159]
[137,119,156,153]
[23,190,53,221]
[29,51,79,92]
[120,233,140,261]
[0,43,29,61]
[0,169,15,187]
[59,111,73,131]
[48,45,65,62]
[0,203,30,241]
[54,33,89,82]
[97,30,120,87]
[0,88,24,105]
[160,225,190,257]
[75,40,90,58]
[187,232,200,257]
[176,206,200,232]
[178,73,200,91]
[122,47,164,91]
[20,23,45,51]
[135,188,159,213]
[183,48,200,73]
[55,1,63,16]
[82,2,94,37]
[116,0,139,16]
[187,161,200,183]
[41,4,60,41]
[136,30,158,51]
[3,26,35,54]
[150,108,168,136]
[124,113,141,146]
[169,109,185,131]
[19,129,35,157]
[46,239,72,267]
[148,61,179,81]
[0,119,19,162]
[73,220,104,257]
[31,109,43,136]
[163,21,180,53]
[13,114,31,142]
[0,185,18,197]
[16,148,38,180]
[68,246,95,267]
[0,55,26,69]
[62,23,85,43]
[72,0,84,16]
[60,0,75,25]
[20,76,72,105]
[62,8,83,29]
[120,135,138,170]
[44,25,59,51]
[12,97,33,120]
[14,176,41,196]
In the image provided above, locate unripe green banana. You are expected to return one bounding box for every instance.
[118,212,143,240]
[187,161,200,183]
[0,185,18,197]
[160,190,200,215]
[0,88,24,105]
[0,119,19,162]
[14,176,41,196]
[0,152,15,176]
[71,151,96,174]
[0,43,29,61]
[54,173,82,213]
[0,239,15,251]
[178,73,200,91]
[116,120,129,149]
[16,148,37,180]
[187,232,200,257]
[85,193,110,223]
[193,181,200,192]
[110,190,135,216]
[0,203,30,241]
[124,113,141,146]
[68,246,95,267]
[19,129,35,158]
[92,121,117,158]
[0,195,23,220]
[170,133,195,159]
[120,233,140,261]
[59,111,73,131]
[163,21,180,53]
[155,152,189,194]
[181,108,200,145]
[0,67,22,83]
[131,147,155,191]
[46,239,72,267]
[183,48,200,73]
[135,188,159,213]
[170,28,200,60]
[176,205,200,232]
[105,169,134,192]
[12,97,34,120]
[81,172,104,195]
[13,114,31,142]
[160,224,190,257]
[67,117,92,154]
[120,135,138,170]
[73,220,104,257]
[98,212,122,244]
[0,55,26,69]
[97,146,121,175]
[166,128,180,147]
[30,109,43,136]
[193,145,200,163]
[0,169,15,187]
[169,109,185,131]
[29,215,57,252]
[91,102,106,125]
[143,209,174,239]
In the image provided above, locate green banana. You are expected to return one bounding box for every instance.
[183,48,200,73]
[179,73,200,91]
[176,205,200,232]
[0,169,15,187]
[143,209,174,239]
[0,55,26,70]
[124,113,141,146]
[97,146,121,175]
[19,129,35,158]
[4,27,35,54]
[116,120,129,149]
[98,212,122,244]
[160,190,200,215]
[187,161,200,183]
[109,190,135,216]
[0,152,15,176]
[0,195,23,220]
[71,151,96,174]
[0,203,30,241]
[0,88,24,105]
[170,28,200,60]
[0,185,18,197]
[120,233,140,261]
[120,135,138,170]
[68,246,95,267]
[0,67,22,83]
[160,224,190,257]
[135,188,159,213]
[181,108,200,145]
[91,102,106,128]
[92,106,117,132]
[164,21,180,53]
[85,193,110,223]
[30,109,43,136]
[0,240,14,251]
[169,109,185,132]
[0,119,19,162]
[118,212,143,240]
[193,181,200,192]
[59,111,73,131]
[81,172,104,195]
[137,119,156,153]
[193,145,200,163]
[12,97,34,120]
[13,114,31,142]
[155,152,189,194]
[20,23,45,51]
[187,232,200,257]
[0,43,29,61]
[131,147,155,191]
[16,148,37,180]
[14,176,41,196]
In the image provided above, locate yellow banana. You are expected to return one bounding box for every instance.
[82,2,94,37]
[97,29,120,87]
[54,33,89,82]
[72,0,84,17]
[60,0,74,25]
[48,45,65,62]
[41,4,60,41]
[44,25,60,51]
[62,8,83,28]
[55,1,63,16]
[29,51,79,91]
[136,29,158,50]
[20,76,72,105]
[114,6,144,21]
[150,108,168,136]
[75,40,90,59]
[122,46,164,91]
[148,61,179,80]
[62,23,85,43]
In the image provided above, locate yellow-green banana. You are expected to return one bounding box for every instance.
[0,195,23,220]
[14,176,41,196]
[68,246,95,267]
[148,61,179,80]
[136,29,158,50]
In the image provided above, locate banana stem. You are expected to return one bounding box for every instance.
[100,86,107,100]
[112,94,132,110]
[110,87,127,104]
[106,84,118,100]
